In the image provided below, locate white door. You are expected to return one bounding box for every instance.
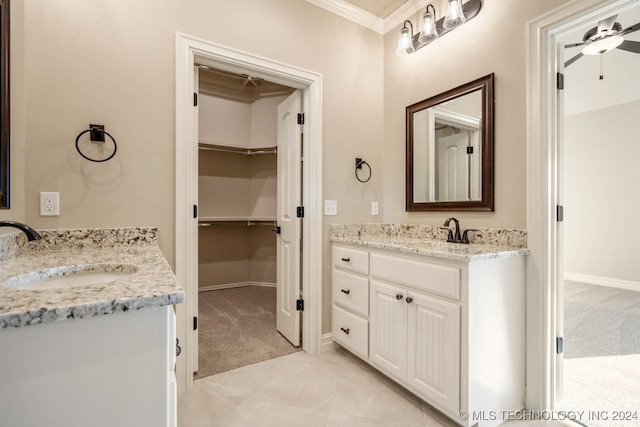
[276,91,302,346]
[407,291,460,414]
[436,132,470,201]
[192,66,200,374]
[369,279,408,382]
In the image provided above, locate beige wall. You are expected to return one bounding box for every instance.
[18,0,383,335]
[382,0,572,229]
[13,1,581,335]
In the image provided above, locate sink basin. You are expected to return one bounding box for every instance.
[3,264,139,290]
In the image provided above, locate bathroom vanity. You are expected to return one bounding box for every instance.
[0,228,184,427]
[331,224,528,427]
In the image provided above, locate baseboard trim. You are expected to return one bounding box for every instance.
[199,281,277,292]
[321,333,339,352]
[564,272,640,291]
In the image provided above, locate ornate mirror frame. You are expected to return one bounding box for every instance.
[406,73,494,212]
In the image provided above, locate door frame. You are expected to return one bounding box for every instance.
[174,33,323,393]
[525,0,637,410]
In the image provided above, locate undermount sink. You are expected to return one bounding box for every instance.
[3,264,139,290]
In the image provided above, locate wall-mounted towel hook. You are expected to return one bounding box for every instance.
[75,124,118,162]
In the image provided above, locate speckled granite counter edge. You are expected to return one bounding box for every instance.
[330,223,527,248]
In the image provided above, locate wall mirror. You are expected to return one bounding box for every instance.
[0,0,9,208]
[406,73,494,212]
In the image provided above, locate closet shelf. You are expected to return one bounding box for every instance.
[198,142,277,156]
[198,216,277,227]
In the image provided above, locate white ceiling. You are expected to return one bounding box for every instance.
[560,3,640,116]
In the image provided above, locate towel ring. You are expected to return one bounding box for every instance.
[355,158,372,183]
[75,127,118,163]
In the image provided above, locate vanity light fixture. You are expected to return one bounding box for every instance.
[396,0,482,56]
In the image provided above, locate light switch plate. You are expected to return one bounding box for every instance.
[371,201,379,216]
[324,200,337,216]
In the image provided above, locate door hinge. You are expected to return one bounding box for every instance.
[297,113,305,125]
[557,72,564,90]
[193,93,198,106]
[193,204,198,219]
[296,299,304,311]
[296,206,304,218]
[466,146,474,154]
[557,205,564,222]
[556,336,564,354]
[193,316,198,331]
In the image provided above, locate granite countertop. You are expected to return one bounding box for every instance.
[0,228,184,328]
[330,223,529,262]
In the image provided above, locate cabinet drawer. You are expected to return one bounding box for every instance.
[333,269,369,317]
[370,253,460,300]
[332,305,368,359]
[333,246,369,275]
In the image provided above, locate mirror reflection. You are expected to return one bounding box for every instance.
[406,74,494,211]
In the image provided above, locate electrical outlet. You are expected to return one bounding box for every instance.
[40,192,60,216]
[324,200,337,216]
[371,201,379,216]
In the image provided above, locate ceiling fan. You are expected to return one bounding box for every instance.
[564,14,640,70]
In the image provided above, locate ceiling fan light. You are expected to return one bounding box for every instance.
[581,35,624,55]
[396,25,415,56]
[418,11,438,44]
[443,0,466,30]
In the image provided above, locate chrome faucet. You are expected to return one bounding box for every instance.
[0,221,42,241]
[442,217,476,244]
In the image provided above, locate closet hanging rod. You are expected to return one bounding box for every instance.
[198,220,277,227]
[198,142,277,156]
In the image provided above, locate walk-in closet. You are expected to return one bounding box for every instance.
[195,67,300,379]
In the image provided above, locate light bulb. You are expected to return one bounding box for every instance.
[396,26,415,56]
[418,11,438,44]
[581,35,624,55]
[443,0,466,30]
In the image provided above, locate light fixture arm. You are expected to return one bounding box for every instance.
[408,0,482,54]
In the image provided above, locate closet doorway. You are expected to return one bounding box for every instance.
[195,66,302,379]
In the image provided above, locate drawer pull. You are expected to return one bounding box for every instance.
[340,327,350,335]
[341,257,351,262]
[340,289,351,295]
[396,294,403,300]
[405,297,413,304]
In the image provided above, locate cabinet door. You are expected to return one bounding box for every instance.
[407,291,460,414]
[369,280,407,382]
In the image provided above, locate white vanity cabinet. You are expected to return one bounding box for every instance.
[332,242,526,427]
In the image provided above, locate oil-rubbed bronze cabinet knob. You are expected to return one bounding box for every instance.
[406,297,413,304]
[396,294,403,300]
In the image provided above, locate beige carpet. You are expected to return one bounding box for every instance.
[194,285,301,380]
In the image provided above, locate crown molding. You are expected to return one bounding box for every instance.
[305,0,384,33]
[305,0,430,34]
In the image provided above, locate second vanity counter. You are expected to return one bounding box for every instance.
[330,223,529,262]
[0,227,184,328]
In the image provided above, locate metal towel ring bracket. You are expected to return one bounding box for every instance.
[75,124,118,163]
[355,157,372,183]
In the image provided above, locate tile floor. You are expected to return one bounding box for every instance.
[178,347,576,427]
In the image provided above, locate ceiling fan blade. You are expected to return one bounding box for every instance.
[564,42,587,48]
[617,40,640,53]
[564,52,583,68]
[621,22,640,36]
[597,14,618,34]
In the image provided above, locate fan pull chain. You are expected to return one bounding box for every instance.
[599,54,604,80]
